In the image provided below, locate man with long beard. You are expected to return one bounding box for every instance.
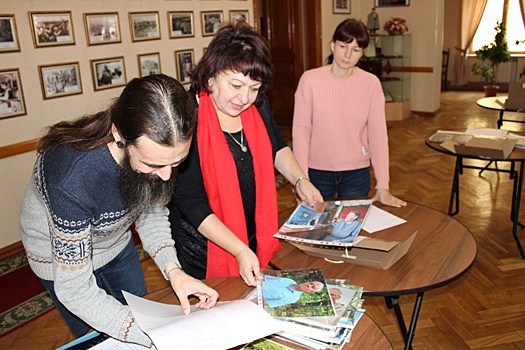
[19,74,218,348]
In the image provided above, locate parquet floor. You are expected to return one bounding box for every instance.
[2,91,525,349]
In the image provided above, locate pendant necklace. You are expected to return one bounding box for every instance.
[219,119,247,153]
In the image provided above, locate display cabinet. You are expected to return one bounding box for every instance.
[359,34,411,120]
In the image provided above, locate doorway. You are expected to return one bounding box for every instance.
[254,0,322,126]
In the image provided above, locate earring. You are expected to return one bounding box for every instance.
[208,79,213,87]
[116,140,125,149]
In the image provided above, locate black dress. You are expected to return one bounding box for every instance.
[168,92,287,279]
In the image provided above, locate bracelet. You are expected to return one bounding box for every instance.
[166,265,181,278]
[235,245,246,259]
[294,177,307,192]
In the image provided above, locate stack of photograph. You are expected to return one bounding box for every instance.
[251,268,365,350]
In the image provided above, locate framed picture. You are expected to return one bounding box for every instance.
[229,10,249,25]
[29,11,75,48]
[39,62,82,100]
[375,0,409,6]
[168,12,194,39]
[84,12,121,45]
[129,12,161,42]
[201,11,223,37]
[138,52,161,77]
[90,56,126,91]
[0,68,26,119]
[175,49,194,84]
[333,0,351,14]
[0,14,20,53]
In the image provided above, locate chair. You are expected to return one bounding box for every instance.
[442,49,450,91]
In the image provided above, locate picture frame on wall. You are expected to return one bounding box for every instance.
[201,11,223,37]
[138,52,161,77]
[168,12,194,38]
[333,0,351,14]
[0,68,26,119]
[29,11,75,48]
[175,49,194,84]
[129,12,161,42]
[39,62,82,100]
[84,12,121,46]
[375,0,409,7]
[229,10,249,25]
[0,14,20,53]
[90,56,126,91]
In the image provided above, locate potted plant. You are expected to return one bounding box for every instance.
[470,21,511,97]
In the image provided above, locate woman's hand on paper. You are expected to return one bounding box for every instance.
[296,179,324,207]
[373,189,407,208]
[169,268,219,315]
[237,247,261,287]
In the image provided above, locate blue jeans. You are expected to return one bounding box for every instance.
[39,237,148,338]
[309,167,371,200]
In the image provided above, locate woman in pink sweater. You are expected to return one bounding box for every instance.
[292,18,405,207]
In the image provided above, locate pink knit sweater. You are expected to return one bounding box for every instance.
[292,65,390,189]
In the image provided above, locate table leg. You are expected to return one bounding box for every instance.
[498,110,504,128]
[384,293,424,350]
[448,158,461,216]
[511,161,525,258]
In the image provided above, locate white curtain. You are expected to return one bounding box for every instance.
[451,0,488,86]
[520,0,525,25]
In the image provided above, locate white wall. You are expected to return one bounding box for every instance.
[0,0,254,249]
[320,0,445,114]
[0,0,446,249]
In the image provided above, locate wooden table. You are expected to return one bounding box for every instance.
[146,277,393,350]
[272,202,477,350]
[426,132,525,258]
[476,96,524,128]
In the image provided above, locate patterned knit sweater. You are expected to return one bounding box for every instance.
[292,65,390,189]
[19,144,179,347]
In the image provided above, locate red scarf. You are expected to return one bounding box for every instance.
[197,92,281,278]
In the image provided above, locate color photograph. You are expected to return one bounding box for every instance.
[29,11,75,47]
[259,268,334,318]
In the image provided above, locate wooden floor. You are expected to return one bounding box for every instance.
[3,91,525,349]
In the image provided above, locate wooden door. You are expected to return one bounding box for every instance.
[257,0,321,126]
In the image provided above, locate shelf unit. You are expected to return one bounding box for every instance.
[359,34,411,120]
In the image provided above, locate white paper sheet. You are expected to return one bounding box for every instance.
[123,291,283,350]
[465,127,508,138]
[362,205,406,233]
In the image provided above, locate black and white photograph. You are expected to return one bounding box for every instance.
[0,69,26,119]
[229,10,249,25]
[201,11,223,37]
[168,12,194,38]
[333,0,351,14]
[129,12,160,42]
[0,15,20,53]
[29,11,75,48]
[90,56,126,91]
[39,62,82,100]
[138,52,161,77]
[175,49,194,84]
[84,12,121,45]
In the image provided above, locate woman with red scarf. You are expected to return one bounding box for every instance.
[168,23,323,286]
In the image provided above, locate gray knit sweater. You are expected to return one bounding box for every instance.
[19,144,180,347]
